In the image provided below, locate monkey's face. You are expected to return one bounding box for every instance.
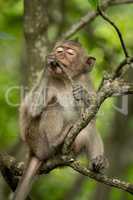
[47,41,96,78]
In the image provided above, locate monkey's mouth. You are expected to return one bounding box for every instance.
[48,59,64,75]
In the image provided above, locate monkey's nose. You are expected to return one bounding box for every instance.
[47,59,60,73]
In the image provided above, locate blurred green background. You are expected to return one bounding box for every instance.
[0,0,133,199]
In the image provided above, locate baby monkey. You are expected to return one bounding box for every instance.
[13,40,108,200]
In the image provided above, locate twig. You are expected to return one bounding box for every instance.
[0,152,73,182]
[70,161,133,195]
[62,0,112,39]
[97,6,129,59]
[97,5,133,79]
[62,0,133,40]
[98,57,133,91]
[113,57,133,79]
[111,0,133,5]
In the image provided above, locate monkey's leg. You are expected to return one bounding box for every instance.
[84,122,108,172]
[51,123,73,149]
[15,123,72,200]
[72,84,108,172]
[13,157,42,200]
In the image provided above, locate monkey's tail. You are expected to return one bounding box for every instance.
[13,157,42,200]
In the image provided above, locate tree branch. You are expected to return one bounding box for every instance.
[113,57,133,79]
[0,152,73,190]
[1,153,133,195]
[111,0,133,5]
[97,5,133,80]
[62,0,133,40]
[62,0,112,39]
[111,80,133,96]
[0,152,21,191]
[70,161,133,195]
[97,6,129,59]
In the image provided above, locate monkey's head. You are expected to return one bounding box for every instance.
[46,40,96,78]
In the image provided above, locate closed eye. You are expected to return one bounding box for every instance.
[66,48,76,55]
[56,47,64,53]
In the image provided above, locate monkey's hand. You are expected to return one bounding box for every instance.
[72,84,90,112]
[25,87,46,118]
[72,84,84,102]
[89,155,109,173]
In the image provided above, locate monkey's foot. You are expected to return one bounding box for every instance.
[72,84,84,101]
[89,155,109,173]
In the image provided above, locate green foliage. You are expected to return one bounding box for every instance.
[88,0,99,9]
[0,56,20,149]
[0,0,22,149]
[32,168,77,200]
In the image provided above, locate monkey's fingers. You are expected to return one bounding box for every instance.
[89,155,109,173]
[72,84,84,101]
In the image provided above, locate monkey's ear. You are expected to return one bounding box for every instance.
[86,56,96,72]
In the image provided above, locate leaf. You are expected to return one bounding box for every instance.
[88,0,99,9]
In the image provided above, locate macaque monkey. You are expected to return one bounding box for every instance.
[13,40,108,200]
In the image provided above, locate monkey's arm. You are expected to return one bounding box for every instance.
[24,69,49,118]
[19,70,49,141]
